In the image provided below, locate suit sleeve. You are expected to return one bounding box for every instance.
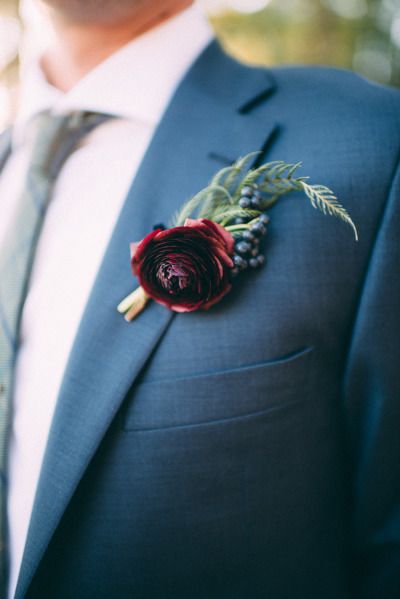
[343,152,400,598]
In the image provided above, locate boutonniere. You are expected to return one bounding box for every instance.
[118,153,358,321]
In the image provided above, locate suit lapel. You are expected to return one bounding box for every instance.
[15,41,280,598]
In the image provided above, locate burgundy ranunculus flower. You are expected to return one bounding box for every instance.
[130,218,235,312]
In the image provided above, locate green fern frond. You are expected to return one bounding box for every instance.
[287,162,303,178]
[173,185,233,225]
[300,181,359,240]
[214,207,260,226]
[210,165,237,189]
[238,161,301,194]
[173,153,358,241]
[224,152,260,191]
[172,188,210,226]
[258,179,299,197]
[197,186,234,219]
[209,152,260,192]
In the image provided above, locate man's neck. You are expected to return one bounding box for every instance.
[41,3,192,92]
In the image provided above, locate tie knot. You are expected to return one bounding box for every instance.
[26,110,113,179]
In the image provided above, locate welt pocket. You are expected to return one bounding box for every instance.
[122,346,314,432]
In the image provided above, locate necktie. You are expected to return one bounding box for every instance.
[0,110,112,595]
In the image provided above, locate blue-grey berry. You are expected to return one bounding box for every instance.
[251,222,267,237]
[257,254,266,266]
[239,197,251,209]
[242,230,255,242]
[233,255,248,269]
[235,241,252,255]
[259,213,270,225]
[249,257,259,268]
[251,247,259,257]
[241,186,254,197]
[250,196,262,209]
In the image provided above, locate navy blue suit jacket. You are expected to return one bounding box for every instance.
[3,41,400,598]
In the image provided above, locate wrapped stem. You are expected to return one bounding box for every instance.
[117,286,150,322]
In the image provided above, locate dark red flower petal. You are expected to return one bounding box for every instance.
[131,218,234,312]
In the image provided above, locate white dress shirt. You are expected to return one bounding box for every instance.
[1,5,212,597]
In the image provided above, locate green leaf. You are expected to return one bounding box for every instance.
[173,185,234,225]
[172,188,211,226]
[214,207,260,226]
[224,152,260,191]
[210,165,237,188]
[300,181,359,240]
[172,154,358,244]
[198,185,234,219]
[209,152,260,192]
[236,161,302,196]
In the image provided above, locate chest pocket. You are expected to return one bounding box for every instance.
[122,346,314,431]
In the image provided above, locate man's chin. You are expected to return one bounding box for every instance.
[38,0,194,27]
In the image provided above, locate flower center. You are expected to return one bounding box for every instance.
[158,262,191,294]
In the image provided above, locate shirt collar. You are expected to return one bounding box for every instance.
[15,3,213,145]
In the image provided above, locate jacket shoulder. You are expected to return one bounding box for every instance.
[267,64,400,129]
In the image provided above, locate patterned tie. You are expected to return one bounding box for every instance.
[0,110,112,595]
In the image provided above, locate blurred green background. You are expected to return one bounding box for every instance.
[0,0,399,125]
[211,0,400,87]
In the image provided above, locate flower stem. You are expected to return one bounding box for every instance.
[225,217,259,233]
[117,286,150,322]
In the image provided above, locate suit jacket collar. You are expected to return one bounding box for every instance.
[15,41,280,598]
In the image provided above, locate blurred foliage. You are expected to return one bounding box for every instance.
[210,0,400,87]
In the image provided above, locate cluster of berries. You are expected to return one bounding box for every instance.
[230,185,269,276]
[238,185,263,210]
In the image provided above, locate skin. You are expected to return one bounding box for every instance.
[37,0,194,91]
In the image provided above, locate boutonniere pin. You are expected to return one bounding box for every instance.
[118,153,358,321]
